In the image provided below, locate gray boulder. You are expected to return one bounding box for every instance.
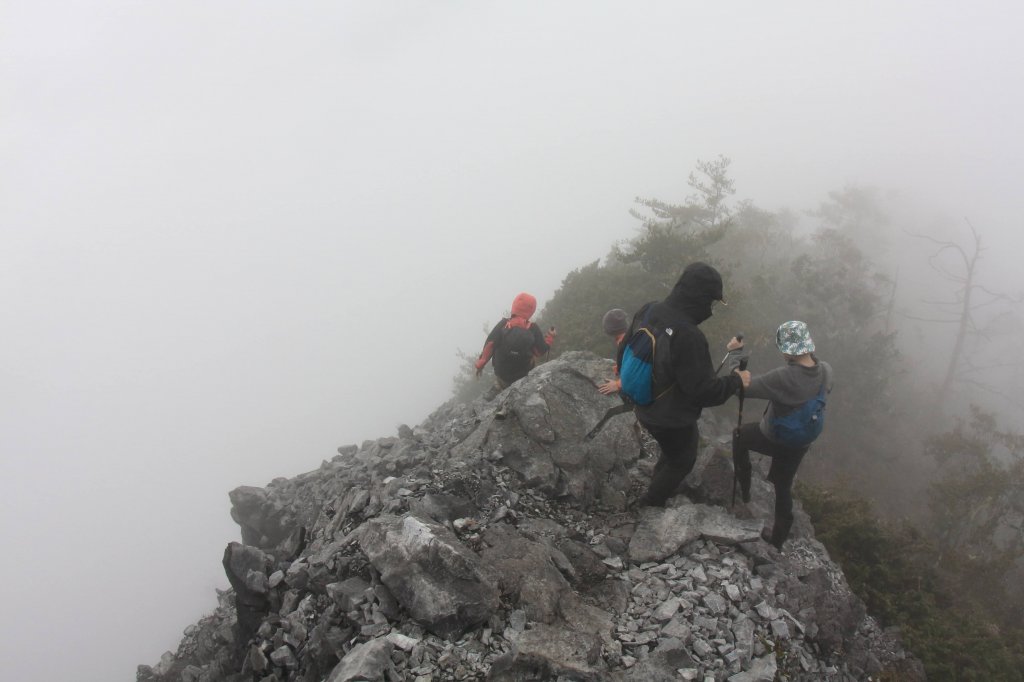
[410,492,478,526]
[356,513,499,636]
[325,638,395,682]
[220,542,273,654]
[453,351,641,510]
[478,523,573,623]
[490,623,604,681]
[228,486,300,552]
[629,503,763,562]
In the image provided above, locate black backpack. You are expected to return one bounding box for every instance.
[494,324,535,382]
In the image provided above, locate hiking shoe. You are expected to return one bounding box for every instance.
[628,493,663,510]
[760,527,783,550]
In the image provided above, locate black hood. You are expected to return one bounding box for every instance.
[664,262,724,324]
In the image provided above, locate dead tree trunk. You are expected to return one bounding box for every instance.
[905,220,1014,413]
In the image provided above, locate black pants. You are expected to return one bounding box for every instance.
[640,422,699,506]
[732,422,807,546]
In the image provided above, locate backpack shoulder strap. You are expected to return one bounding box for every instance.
[817,361,831,397]
[630,302,654,331]
[618,302,654,367]
[649,310,676,399]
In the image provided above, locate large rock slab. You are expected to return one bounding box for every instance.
[727,653,778,681]
[697,505,764,544]
[357,514,499,637]
[629,503,763,562]
[490,623,605,681]
[221,542,273,653]
[228,486,300,550]
[325,638,395,682]
[629,505,703,563]
[409,492,478,526]
[479,523,572,624]
[453,351,641,510]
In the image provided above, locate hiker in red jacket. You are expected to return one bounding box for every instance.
[475,293,556,400]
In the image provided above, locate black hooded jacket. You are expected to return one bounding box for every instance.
[631,262,742,428]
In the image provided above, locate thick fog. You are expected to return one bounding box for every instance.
[2,2,1022,680]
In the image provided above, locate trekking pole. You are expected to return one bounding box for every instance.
[731,357,749,507]
[715,334,744,375]
[585,401,633,440]
[735,357,748,429]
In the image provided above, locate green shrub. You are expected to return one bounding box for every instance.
[797,482,1024,681]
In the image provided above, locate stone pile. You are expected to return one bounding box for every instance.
[139,351,924,682]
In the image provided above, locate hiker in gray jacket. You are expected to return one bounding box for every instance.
[733,320,833,550]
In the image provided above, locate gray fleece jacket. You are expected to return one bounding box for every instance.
[743,356,834,444]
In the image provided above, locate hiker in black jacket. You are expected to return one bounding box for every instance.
[633,262,750,507]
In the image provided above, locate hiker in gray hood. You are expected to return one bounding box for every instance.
[732,320,833,550]
[630,262,749,507]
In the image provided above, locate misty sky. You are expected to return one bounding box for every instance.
[3,2,1023,680]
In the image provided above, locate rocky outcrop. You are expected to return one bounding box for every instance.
[357,514,500,637]
[139,351,924,682]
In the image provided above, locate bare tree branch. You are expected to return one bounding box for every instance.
[955,377,1024,410]
[908,220,1018,413]
[900,313,959,323]
[971,283,1014,302]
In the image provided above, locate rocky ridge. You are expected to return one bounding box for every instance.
[139,351,924,681]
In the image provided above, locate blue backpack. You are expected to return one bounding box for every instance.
[619,307,674,406]
[770,381,827,447]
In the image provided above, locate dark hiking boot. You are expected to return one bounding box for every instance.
[766,517,793,550]
[630,493,664,510]
[760,527,783,551]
